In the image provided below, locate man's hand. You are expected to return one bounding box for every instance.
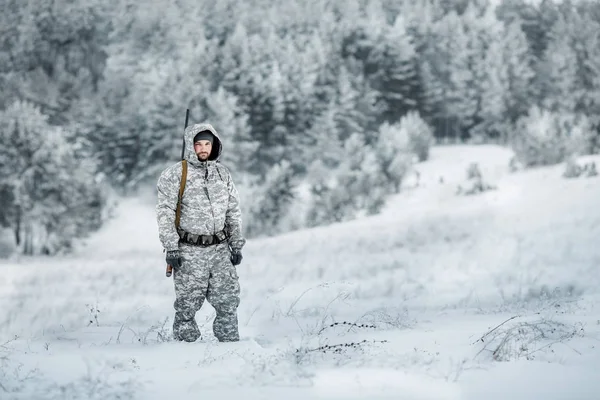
[230,249,242,266]
[166,249,182,270]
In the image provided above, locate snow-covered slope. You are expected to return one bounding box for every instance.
[1,145,599,400]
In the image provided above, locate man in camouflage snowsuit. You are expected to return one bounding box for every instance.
[156,123,245,342]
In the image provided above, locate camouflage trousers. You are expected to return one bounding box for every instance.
[172,242,240,342]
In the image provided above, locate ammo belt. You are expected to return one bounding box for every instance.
[177,228,228,247]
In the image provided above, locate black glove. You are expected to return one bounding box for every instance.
[166,249,182,270]
[230,249,242,266]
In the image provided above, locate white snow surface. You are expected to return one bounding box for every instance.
[1,144,600,399]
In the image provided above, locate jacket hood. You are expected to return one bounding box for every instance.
[183,123,223,165]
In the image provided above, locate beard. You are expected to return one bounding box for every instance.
[197,152,209,161]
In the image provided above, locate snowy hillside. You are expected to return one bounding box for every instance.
[1,144,599,400]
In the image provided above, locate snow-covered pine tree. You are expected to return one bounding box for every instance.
[562,9,600,138]
[445,11,479,140]
[403,111,435,162]
[201,0,249,45]
[305,161,354,226]
[0,101,106,255]
[419,58,444,136]
[367,14,420,125]
[335,134,387,216]
[139,58,205,186]
[0,0,110,125]
[578,16,600,152]
[205,86,258,177]
[423,11,477,140]
[334,65,365,143]
[220,22,253,97]
[472,35,509,141]
[312,32,342,110]
[461,4,508,141]
[306,133,387,226]
[375,122,412,193]
[245,160,296,237]
[501,19,536,128]
[539,14,578,114]
[262,60,288,170]
[222,27,290,178]
[311,102,346,169]
[305,159,337,227]
[276,38,322,175]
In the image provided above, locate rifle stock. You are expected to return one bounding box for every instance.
[166,108,190,278]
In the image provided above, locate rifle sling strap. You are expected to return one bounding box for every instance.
[175,160,187,229]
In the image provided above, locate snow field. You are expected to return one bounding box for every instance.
[1,145,599,399]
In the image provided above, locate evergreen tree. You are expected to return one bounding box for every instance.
[220,22,253,95]
[0,101,106,255]
[367,15,420,125]
[539,15,578,114]
[246,160,296,237]
[513,106,595,167]
[0,0,111,124]
[403,111,436,162]
[334,65,365,142]
[425,11,478,140]
[580,18,600,147]
[473,37,509,141]
[205,87,259,177]
[375,122,412,193]
[311,102,346,169]
[306,133,387,226]
[502,19,536,126]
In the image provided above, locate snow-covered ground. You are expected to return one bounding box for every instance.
[1,144,599,399]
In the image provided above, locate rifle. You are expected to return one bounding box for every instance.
[166,108,190,277]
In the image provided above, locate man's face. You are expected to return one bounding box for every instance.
[194,140,212,161]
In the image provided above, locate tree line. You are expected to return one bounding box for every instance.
[0,0,598,254]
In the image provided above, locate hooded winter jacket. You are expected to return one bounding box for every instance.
[156,123,246,252]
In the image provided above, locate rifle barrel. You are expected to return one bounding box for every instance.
[168,108,190,278]
[181,108,190,160]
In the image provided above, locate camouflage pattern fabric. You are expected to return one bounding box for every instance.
[173,242,240,342]
[155,123,245,342]
[156,123,246,252]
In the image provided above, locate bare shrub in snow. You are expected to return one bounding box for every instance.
[85,303,101,327]
[353,306,414,330]
[238,347,315,386]
[0,336,38,394]
[41,361,138,400]
[0,359,40,395]
[295,339,388,358]
[562,156,583,178]
[508,156,525,173]
[466,162,482,180]
[473,315,585,362]
[115,317,171,345]
[562,157,598,179]
[456,162,497,196]
[292,321,389,369]
[511,107,595,167]
[264,289,399,368]
[1,337,139,399]
[585,162,598,177]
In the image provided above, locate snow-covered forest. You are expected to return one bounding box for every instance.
[1,0,599,255]
[3,1,600,398]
